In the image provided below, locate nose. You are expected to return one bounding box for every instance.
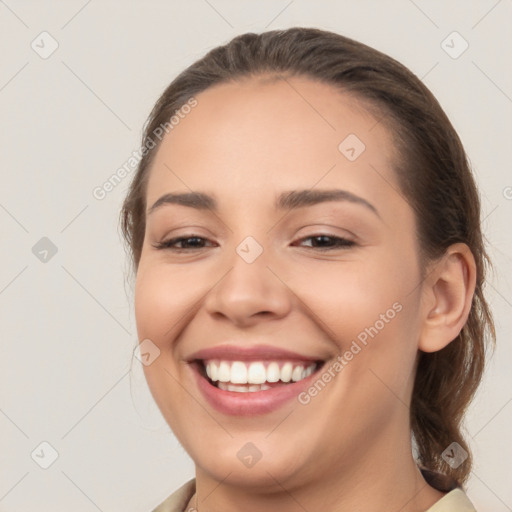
[203,246,293,328]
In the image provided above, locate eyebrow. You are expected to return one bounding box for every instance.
[147,189,380,218]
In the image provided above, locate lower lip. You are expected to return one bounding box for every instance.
[191,363,321,416]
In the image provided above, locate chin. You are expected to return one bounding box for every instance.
[189,435,315,490]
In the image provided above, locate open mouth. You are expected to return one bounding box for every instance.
[194,359,325,393]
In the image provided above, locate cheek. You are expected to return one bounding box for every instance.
[282,251,418,334]
[134,262,197,433]
[280,250,422,393]
[134,261,199,344]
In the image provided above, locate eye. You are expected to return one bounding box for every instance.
[153,235,216,251]
[294,234,355,251]
[153,234,355,252]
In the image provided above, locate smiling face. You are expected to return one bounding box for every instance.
[134,76,426,491]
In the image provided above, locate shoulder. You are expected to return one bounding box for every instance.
[150,479,196,512]
[426,488,477,512]
[420,468,477,511]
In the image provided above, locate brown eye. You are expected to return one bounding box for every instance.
[153,236,215,251]
[295,235,355,250]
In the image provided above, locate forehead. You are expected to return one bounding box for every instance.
[145,76,403,214]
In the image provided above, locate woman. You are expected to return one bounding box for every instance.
[121,27,495,512]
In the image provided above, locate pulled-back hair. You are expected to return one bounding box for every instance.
[121,27,495,486]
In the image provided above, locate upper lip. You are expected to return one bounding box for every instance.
[186,344,324,363]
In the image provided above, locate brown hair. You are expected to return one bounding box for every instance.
[120,27,495,486]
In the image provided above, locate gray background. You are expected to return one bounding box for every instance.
[1,1,511,510]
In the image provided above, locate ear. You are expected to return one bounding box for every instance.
[418,243,476,353]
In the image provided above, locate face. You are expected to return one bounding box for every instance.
[134,76,425,490]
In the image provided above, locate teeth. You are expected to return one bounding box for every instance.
[204,359,317,388]
[247,362,266,384]
[218,382,271,392]
[230,361,247,384]
[210,362,218,381]
[266,362,280,382]
[281,362,293,382]
[291,365,304,382]
[218,361,231,382]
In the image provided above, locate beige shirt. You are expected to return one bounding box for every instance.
[150,475,477,512]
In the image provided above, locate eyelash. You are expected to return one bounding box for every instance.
[153,234,356,252]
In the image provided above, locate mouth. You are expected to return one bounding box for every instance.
[197,359,323,392]
[188,352,326,416]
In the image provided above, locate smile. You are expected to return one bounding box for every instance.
[204,360,317,392]
[186,344,326,415]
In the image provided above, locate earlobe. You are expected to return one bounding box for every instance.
[418,243,476,353]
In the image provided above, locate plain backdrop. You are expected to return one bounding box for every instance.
[1,1,511,511]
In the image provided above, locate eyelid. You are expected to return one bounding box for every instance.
[294,234,356,250]
[293,224,358,243]
[152,234,216,251]
[153,233,357,252]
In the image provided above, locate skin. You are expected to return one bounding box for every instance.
[134,76,476,512]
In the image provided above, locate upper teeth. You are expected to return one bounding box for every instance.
[205,360,316,385]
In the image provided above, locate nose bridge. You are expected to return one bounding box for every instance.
[234,234,266,266]
[226,205,288,282]
[222,199,274,270]
[203,229,292,324]
[226,231,275,299]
